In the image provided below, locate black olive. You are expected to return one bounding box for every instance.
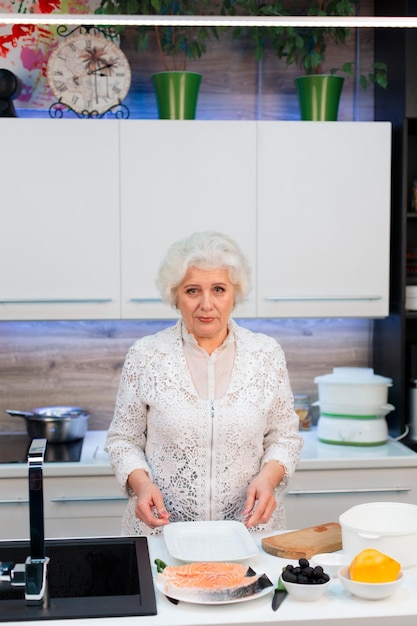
[282,570,298,583]
[282,559,330,585]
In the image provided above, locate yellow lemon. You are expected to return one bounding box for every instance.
[350,548,401,583]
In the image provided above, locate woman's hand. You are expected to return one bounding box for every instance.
[243,461,285,529]
[128,469,171,530]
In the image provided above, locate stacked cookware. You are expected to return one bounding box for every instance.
[314,367,393,446]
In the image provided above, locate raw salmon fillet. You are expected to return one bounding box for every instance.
[162,562,249,589]
[157,561,273,602]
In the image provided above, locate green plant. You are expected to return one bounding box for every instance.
[96,0,220,71]
[222,0,286,61]
[225,0,387,89]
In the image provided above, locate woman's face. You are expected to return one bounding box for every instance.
[176,267,235,352]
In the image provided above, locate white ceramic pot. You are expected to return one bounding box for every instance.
[339,502,417,568]
[314,368,392,408]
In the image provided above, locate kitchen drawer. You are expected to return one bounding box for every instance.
[0,475,127,539]
[0,479,29,540]
[44,476,127,519]
[283,467,417,528]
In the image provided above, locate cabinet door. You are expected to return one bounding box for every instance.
[120,121,257,319]
[283,467,417,528]
[0,119,120,320]
[0,473,126,540]
[0,478,29,540]
[257,122,392,318]
[44,475,126,538]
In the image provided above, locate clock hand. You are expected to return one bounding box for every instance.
[87,63,114,75]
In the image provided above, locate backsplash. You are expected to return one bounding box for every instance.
[0,318,371,433]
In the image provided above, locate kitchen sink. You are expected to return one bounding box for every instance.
[0,536,157,621]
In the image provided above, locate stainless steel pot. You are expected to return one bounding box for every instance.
[5,406,90,443]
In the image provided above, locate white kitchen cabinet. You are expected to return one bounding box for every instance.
[0,477,30,540]
[0,474,126,540]
[1,120,391,321]
[0,119,121,320]
[283,428,417,528]
[257,122,392,318]
[283,466,417,528]
[119,120,257,319]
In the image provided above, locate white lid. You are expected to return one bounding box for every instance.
[314,367,392,386]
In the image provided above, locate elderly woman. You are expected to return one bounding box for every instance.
[106,231,303,535]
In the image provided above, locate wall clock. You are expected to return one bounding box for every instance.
[46,32,131,117]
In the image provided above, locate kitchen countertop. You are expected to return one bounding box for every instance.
[2,532,417,626]
[1,428,416,479]
[0,430,112,478]
[297,428,417,470]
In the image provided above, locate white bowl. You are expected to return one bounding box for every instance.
[310,553,350,578]
[340,502,417,568]
[338,566,404,600]
[279,575,331,602]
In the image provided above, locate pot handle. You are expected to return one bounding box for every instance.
[358,532,381,540]
[4,409,36,418]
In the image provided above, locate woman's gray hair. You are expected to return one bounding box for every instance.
[156,231,252,307]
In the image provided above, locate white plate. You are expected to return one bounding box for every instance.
[155,577,273,605]
[163,520,258,562]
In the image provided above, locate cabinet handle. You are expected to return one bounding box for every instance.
[50,496,128,503]
[0,498,29,504]
[129,298,163,303]
[0,298,113,304]
[265,295,382,302]
[286,487,411,495]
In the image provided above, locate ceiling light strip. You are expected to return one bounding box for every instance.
[1,14,417,28]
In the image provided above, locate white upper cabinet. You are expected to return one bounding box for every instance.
[0,119,121,320]
[119,121,257,319]
[257,122,392,318]
[0,120,391,321]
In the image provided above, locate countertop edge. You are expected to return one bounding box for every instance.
[1,429,417,478]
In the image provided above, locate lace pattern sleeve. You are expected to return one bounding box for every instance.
[260,342,303,487]
[105,342,152,496]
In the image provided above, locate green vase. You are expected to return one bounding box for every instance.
[152,71,202,120]
[295,75,344,121]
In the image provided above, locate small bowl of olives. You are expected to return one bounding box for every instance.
[280,558,331,602]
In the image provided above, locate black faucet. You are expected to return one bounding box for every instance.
[25,438,49,607]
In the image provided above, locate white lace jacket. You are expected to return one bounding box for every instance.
[106,319,303,535]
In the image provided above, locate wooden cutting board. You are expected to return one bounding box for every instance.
[262,522,342,560]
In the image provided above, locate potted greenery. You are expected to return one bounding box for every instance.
[226,0,388,120]
[96,0,220,119]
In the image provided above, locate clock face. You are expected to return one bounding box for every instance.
[47,33,131,114]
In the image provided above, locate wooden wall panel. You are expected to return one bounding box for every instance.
[0,318,370,433]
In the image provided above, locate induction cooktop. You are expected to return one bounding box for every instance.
[0,433,84,463]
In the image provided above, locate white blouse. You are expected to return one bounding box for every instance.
[182,321,235,400]
[106,319,303,536]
